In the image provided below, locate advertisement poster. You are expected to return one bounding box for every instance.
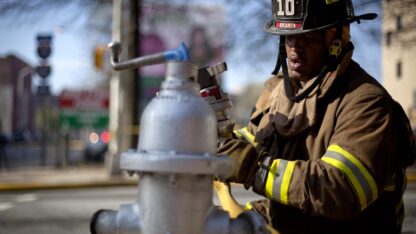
[139,3,225,112]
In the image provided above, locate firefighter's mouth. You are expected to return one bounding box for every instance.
[288,55,305,70]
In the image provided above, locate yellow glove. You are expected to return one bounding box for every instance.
[213,181,280,234]
[213,181,244,218]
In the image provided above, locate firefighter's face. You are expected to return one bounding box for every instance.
[285,31,326,82]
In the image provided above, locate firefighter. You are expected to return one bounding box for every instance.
[218,0,415,233]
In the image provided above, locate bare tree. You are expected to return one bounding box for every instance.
[0,0,111,17]
[4,0,414,68]
[0,0,112,39]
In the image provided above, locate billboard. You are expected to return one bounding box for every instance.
[139,3,226,113]
[59,89,109,129]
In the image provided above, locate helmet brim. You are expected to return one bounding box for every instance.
[264,13,377,36]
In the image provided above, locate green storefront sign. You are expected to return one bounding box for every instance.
[59,110,109,129]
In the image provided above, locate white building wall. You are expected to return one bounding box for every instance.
[382,0,416,126]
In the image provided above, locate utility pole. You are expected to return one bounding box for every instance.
[106,0,140,176]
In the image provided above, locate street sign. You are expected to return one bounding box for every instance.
[36,64,51,78]
[59,89,109,129]
[59,111,109,129]
[59,90,109,111]
[37,85,50,96]
[36,34,53,59]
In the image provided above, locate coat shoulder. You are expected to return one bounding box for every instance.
[251,75,282,118]
[264,75,282,92]
[343,61,391,100]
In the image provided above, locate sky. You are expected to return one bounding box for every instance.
[0,5,104,95]
[0,1,381,96]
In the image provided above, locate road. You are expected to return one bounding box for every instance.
[0,184,415,234]
[0,185,261,234]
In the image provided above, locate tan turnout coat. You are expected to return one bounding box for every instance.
[219,57,407,233]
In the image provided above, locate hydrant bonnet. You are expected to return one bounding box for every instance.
[138,61,217,155]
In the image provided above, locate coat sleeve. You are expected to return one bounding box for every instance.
[264,93,397,221]
[217,76,278,187]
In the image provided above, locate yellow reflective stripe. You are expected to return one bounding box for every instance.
[321,157,367,209]
[326,0,340,5]
[396,198,403,214]
[233,127,257,147]
[328,145,378,201]
[245,201,253,210]
[233,129,243,138]
[265,160,280,199]
[280,161,296,205]
[328,145,377,193]
[397,199,405,227]
[265,159,296,205]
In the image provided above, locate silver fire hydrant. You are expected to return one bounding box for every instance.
[90,42,270,234]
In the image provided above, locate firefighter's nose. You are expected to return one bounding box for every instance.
[286,35,305,49]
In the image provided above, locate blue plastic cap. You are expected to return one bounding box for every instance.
[164,42,190,61]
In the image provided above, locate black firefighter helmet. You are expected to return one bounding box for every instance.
[267,0,377,102]
[264,0,377,35]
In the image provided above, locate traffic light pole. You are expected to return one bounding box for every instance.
[35,34,53,166]
[40,94,48,166]
[106,0,140,176]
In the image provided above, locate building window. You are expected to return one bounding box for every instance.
[397,16,403,31]
[396,61,402,79]
[386,31,393,46]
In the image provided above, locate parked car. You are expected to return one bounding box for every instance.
[83,130,110,162]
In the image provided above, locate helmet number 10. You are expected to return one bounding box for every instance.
[276,0,295,16]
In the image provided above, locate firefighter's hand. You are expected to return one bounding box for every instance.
[217,137,258,189]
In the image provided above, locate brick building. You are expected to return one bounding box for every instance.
[0,54,35,138]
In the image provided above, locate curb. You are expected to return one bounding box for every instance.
[1,173,416,192]
[407,174,416,182]
[0,180,136,192]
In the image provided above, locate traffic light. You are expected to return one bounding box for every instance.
[94,45,106,71]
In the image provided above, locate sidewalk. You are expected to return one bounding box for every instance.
[0,165,137,191]
[408,166,416,181]
[1,165,416,192]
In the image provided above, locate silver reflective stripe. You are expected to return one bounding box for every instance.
[322,144,378,210]
[271,159,288,201]
[324,151,374,205]
[265,159,296,205]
